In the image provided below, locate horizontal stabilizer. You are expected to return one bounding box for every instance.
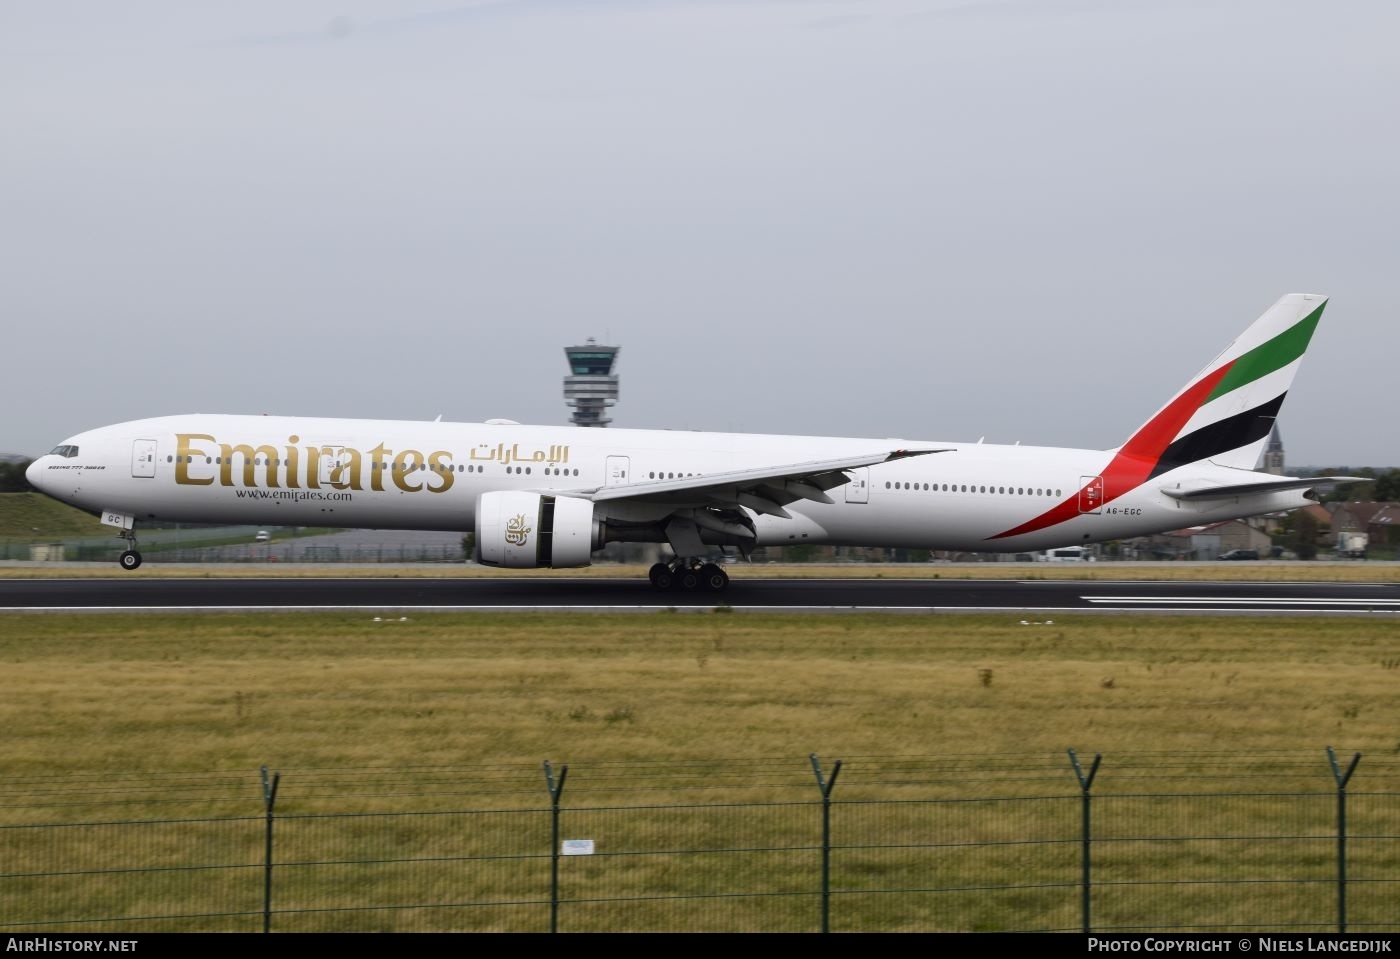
[1160,474,1368,501]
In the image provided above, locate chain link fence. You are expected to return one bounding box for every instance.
[2,751,1397,932]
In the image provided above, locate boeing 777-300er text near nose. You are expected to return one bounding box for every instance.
[26,294,1360,591]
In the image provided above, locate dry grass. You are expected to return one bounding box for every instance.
[2,612,1396,795]
[3,612,1398,932]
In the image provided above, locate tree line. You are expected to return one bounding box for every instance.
[1313,468,1400,503]
[0,460,33,493]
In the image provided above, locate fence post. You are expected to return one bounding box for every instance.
[543,760,569,934]
[1326,746,1361,934]
[809,753,843,934]
[260,765,280,934]
[1068,749,1102,935]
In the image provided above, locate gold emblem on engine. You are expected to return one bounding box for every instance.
[504,513,531,547]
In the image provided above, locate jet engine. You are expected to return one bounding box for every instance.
[475,491,600,568]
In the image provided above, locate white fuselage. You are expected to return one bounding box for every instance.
[26,413,1308,554]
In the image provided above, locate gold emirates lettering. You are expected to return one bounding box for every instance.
[174,434,455,494]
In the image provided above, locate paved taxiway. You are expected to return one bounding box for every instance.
[3,577,1399,612]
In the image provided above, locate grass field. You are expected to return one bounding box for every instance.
[3,611,1398,932]
[0,493,99,541]
[3,612,1396,802]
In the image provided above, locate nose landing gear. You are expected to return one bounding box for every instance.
[117,529,142,571]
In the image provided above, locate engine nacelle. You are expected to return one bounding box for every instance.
[475,491,598,568]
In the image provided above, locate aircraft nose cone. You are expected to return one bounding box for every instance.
[25,457,45,491]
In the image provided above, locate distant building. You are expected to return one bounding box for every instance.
[1261,424,1285,475]
[563,339,619,428]
[1136,520,1272,560]
[1331,501,1392,536]
[1331,501,1400,548]
[1369,505,1400,548]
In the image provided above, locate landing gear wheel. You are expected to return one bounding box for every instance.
[675,567,700,591]
[699,563,729,592]
[650,564,676,590]
[119,550,142,571]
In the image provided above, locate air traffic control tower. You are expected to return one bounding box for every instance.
[563,339,620,427]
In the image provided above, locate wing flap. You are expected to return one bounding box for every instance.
[586,448,949,506]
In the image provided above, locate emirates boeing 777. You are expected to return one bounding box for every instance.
[26,294,1357,591]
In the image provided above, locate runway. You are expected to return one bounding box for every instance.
[4,577,1400,613]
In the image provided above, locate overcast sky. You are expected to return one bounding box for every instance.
[3,0,1396,466]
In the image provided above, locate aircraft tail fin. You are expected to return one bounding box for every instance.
[989,294,1328,543]
[1114,293,1327,477]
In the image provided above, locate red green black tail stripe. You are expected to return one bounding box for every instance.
[1203,305,1321,402]
[988,301,1323,542]
[1146,393,1285,481]
[989,363,1231,540]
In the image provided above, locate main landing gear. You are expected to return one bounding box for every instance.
[648,560,730,592]
[117,529,142,571]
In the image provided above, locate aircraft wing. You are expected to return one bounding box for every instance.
[578,448,950,518]
[1160,475,1369,501]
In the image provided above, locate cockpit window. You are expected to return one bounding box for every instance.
[48,445,79,458]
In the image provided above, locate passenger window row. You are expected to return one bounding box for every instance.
[159,453,579,478]
[884,481,1063,497]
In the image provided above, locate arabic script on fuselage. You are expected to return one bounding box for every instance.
[172,433,570,494]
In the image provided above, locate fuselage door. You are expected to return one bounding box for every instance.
[1078,475,1104,514]
[605,455,630,486]
[319,448,347,486]
[845,467,870,504]
[131,439,157,479]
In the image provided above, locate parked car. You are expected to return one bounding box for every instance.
[1218,549,1259,560]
